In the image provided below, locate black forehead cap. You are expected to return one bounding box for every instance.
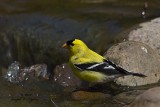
[66,39,75,46]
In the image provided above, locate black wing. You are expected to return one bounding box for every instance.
[74,59,128,75]
[74,59,146,77]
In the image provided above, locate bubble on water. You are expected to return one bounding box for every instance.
[8,94,11,97]
[68,76,71,79]
[7,73,11,77]
[62,65,65,68]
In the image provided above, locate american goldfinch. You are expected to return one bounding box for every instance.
[62,39,146,83]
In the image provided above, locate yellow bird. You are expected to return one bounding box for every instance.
[62,39,146,83]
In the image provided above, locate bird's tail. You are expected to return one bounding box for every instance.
[117,66,147,77]
[129,72,147,77]
[105,60,147,77]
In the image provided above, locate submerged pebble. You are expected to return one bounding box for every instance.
[5,61,49,83]
[72,91,110,100]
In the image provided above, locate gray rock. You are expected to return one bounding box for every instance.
[126,87,160,107]
[113,90,144,106]
[53,63,81,87]
[104,41,160,86]
[126,18,160,55]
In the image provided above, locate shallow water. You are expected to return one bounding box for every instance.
[0,0,160,107]
[0,0,160,68]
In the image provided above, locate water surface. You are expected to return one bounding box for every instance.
[0,0,160,107]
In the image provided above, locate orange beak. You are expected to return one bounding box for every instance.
[62,43,67,48]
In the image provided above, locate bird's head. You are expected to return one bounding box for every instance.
[62,39,88,55]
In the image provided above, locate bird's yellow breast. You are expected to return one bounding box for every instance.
[69,61,106,83]
[74,70,107,83]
